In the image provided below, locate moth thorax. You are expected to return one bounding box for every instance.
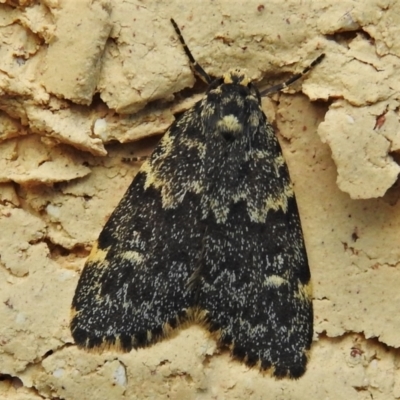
[223,68,251,86]
[217,114,243,142]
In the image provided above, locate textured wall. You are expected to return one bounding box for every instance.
[1,0,400,399]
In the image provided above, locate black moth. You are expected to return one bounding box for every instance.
[71,18,324,379]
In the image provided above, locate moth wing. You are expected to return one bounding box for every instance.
[70,106,208,351]
[198,117,312,378]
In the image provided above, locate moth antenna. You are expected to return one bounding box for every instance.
[171,18,213,84]
[260,53,325,96]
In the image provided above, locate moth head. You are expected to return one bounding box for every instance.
[222,68,251,86]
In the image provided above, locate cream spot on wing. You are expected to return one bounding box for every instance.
[142,161,164,190]
[274,155,286,172]
[248,110,260,127]
[210,199,230,223]
[247,183,294,223]
[264,183,294,213]
[263,275,288,287]
[295,282,312,301]
[203,101,216,114]
[86,242,109,264]
[121,250,144,263]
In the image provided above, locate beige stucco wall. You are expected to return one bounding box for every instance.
[1,0,400,399]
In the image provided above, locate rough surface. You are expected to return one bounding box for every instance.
[319,101,400,199]
[1,0,400,399]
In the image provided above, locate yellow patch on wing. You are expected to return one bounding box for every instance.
[263,275,288,288]
[86,241,109,264]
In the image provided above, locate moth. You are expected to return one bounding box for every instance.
[71,18,324,379]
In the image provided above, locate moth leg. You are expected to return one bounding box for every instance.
[122,155,149,163]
